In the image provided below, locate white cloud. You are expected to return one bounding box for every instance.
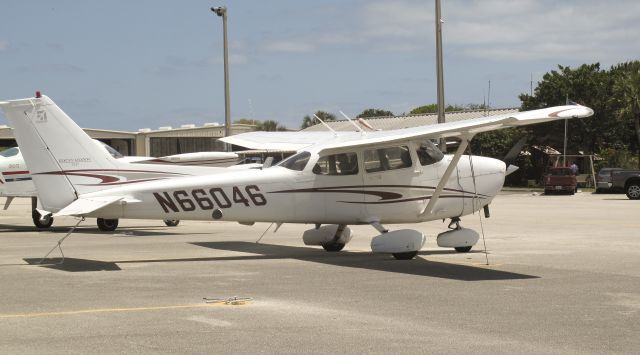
[256,1,640,62]
[360,1,431,39]
[358,0,640,62]
[263,40,315,53]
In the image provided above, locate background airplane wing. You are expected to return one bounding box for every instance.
[219,131,355,151]
[314,105,593,153]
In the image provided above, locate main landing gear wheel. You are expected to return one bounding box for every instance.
[455,246,473,253]
[321,243,345,252]
[32,210,54,229]
[97,218,119,232]
[163,219,180,227]
[392,251,418,260]
[626,182,640,200]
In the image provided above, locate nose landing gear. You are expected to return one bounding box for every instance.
[437,217,479,253]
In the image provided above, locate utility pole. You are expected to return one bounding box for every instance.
[211,6,231,152]
[564,94,569,166]
[435,0,446,152]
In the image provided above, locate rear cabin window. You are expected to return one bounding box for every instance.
[364,146,412,173]
[416,140,444,166]
[313,152,359,175]
[277,151,311,171]
[0,147,19,158]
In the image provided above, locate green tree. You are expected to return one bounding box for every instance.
[518,64,618,155]
[234,118,259,125]
[356,108,394,118]
[409,104,464,115]
[611,61,640,168]
[259,120,288,132]
[301,111,336,129]
[234,118,287,131]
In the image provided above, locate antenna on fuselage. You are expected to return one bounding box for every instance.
[338,111,366,134]
[313,114,338,137]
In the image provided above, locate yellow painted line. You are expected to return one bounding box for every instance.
[0,302,249,319]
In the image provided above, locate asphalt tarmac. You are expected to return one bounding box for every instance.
[0,192,638,354]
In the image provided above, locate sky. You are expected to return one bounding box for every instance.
[1,0,639,131]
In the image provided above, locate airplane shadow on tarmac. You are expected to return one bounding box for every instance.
[0,224,206,237]
[24,241,538,281]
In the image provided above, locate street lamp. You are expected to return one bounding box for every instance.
[435,0,446,153]
[211,6,231,152]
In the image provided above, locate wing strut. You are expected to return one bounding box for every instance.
[420,135,473,216]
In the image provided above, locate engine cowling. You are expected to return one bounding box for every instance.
[303,225,353,246]
[371,229,425,254]
[436,228,479,248]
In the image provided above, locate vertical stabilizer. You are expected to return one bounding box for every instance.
[0,95,119,211]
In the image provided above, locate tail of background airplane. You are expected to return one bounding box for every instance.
[0,93,183,212]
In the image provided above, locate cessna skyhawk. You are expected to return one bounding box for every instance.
[0,94,593,259]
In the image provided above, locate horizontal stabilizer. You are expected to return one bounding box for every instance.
[53,195,130,217]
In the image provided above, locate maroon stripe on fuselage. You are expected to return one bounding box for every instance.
[270,187,402,200]
[3,170,30,175]
[77,178,165,186]
[269,184,490,198]
[33,169,188,176]
[339,194,487,204]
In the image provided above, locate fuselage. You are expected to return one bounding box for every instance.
[82,141,506,225]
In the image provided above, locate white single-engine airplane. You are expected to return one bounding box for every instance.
[0,94,593,259]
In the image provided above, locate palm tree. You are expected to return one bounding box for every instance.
[300,111,336,129]
[300,115,314,129]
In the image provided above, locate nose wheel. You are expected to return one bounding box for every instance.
[392,251,418,260]
[321,224,347,252]
[437,217,476,253]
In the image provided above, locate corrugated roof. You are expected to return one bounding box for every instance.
[301,108,519,132]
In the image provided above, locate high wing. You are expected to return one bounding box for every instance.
[220,131,356,151]
[311,105,593,154]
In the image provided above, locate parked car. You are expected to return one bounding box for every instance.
[610,169,640,200]
[595,167,623,193]
[544,167,577,195]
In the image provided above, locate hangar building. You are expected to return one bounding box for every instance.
[0,124,255,157]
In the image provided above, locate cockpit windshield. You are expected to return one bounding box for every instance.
[0,147,20,158]
[416,140,444,166]
[275,151,311,171]
[96,141,124,159]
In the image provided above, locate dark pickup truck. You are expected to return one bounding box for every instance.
[610,169,640,199]
[544,167,577,195]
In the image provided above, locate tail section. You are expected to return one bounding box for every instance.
[0,94,119,211]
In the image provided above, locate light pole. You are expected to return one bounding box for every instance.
[211,6,231,152]
[435,0,446,152]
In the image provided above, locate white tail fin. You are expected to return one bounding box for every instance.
[0,95,121,211]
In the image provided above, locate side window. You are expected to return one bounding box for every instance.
[416,140,444,166]
[364,146,412,173]
[0,147,19,158]
[313,152,359,175]
[277,151,311,171]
